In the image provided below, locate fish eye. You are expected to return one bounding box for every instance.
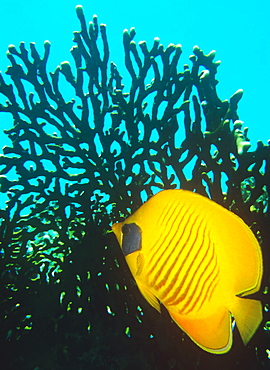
[122,224,131,236]
[121,223,142,256]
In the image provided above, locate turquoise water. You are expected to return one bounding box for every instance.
[0,0,268,212]
[0,0,269,150]
[1,1,269,209]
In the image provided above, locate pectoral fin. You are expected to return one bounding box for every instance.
[136,280,161,313]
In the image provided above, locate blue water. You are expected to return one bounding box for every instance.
[0,0,269,209]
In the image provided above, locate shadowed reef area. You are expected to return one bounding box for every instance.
[0,5,269,369]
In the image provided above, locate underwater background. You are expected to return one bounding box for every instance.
[0,1,269,369]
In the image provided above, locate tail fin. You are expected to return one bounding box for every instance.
[232,297,262,345]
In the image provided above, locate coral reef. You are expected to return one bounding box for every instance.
[0,5,269,369]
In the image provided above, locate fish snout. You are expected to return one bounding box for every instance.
[112,222,123,245]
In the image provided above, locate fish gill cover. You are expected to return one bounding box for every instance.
[0,5,269,370]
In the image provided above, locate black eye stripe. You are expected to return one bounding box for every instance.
[121,223,142,256]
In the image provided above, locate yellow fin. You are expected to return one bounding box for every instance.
[136,280,161,313]
[168,307,232,354]
[125,251,144,276]
[136,253,144,276]
[232,297,262,345]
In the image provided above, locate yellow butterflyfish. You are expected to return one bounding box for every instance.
[112,189,263,354]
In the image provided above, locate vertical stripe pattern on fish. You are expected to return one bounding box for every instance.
[112,189,263,354]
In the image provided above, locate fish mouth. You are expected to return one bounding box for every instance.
[112,222,123,245]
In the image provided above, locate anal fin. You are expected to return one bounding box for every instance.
[167,306,232,354]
